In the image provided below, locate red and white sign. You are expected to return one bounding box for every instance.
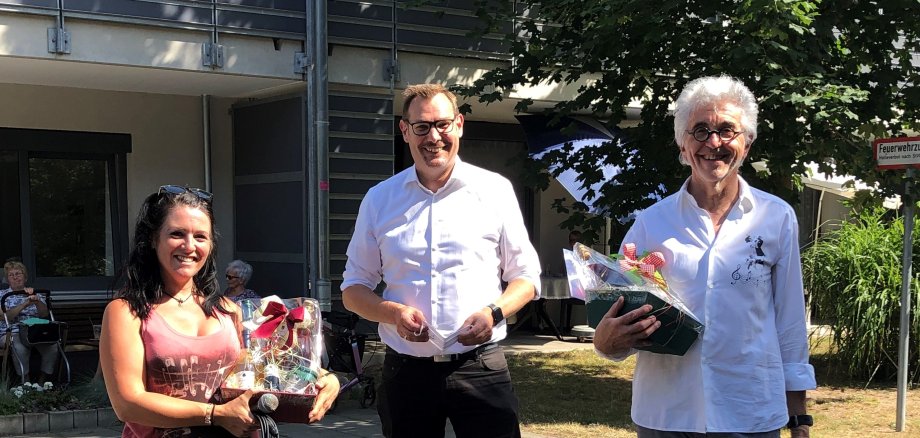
[875,137,920,170]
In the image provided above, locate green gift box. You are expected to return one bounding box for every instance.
[586,288,703,356]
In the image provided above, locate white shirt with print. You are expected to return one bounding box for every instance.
[616,177,816,433]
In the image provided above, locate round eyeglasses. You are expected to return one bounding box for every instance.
[406,118,457,136]
[687,127,744,143]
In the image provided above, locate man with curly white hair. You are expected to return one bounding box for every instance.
[593,75,817,438]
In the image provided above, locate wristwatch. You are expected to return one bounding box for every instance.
[487,303,504,325]
[787,414,813,429]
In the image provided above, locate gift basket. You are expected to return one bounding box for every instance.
[220,295,324,423]
[569,243,704,356]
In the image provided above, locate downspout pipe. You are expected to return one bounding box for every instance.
[304,0,331,310]
[314,0,332,311]
[304,0,317,302]
[813,188,825,242]
[202,94,212,192]
[55,0,64,33]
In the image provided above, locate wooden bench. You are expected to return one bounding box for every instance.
[51,301,108,348]
[0,299,108,383]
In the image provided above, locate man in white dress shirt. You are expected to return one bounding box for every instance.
[341,83,541,438]
[593,76,816,438]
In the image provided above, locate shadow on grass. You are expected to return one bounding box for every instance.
[508,351,634,429]
[809,332,920,391]
[811,351,920,391]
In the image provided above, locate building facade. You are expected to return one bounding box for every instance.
[1,0,585,313]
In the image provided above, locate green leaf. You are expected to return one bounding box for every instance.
[453,0,920,245]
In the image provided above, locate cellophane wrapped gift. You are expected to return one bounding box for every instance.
[220,295,324,423]
[569,243,704,356]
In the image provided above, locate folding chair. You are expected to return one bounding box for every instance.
[1,290,71,386]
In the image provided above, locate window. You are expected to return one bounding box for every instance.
[0,128,129,294]
[30,157,113,277]
[0,152,22,267]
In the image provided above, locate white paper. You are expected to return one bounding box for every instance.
[427,326,464,351]
[563,248,587,300]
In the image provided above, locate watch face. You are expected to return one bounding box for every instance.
[490,304,503,324]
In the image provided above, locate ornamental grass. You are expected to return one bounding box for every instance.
[802,205,920,386]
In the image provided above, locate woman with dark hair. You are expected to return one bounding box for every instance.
[100,185,338,437]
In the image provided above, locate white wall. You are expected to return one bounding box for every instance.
[816,191,851,237]
[537,180,583,275]
[0,82,234,255]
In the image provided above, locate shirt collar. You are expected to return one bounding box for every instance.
[678,175,755,214]
[402,156,468,192]
[736,176,755,213]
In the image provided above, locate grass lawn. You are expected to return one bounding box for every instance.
[508,349,920,438]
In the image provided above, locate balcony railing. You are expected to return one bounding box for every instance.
[0,0,526,60]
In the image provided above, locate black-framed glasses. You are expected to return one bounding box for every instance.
[687,127,744,143]
[158,185,213,202]
[406,117,457,136]
[226,274,239,280]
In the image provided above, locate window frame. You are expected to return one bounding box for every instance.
[1,127,130,295]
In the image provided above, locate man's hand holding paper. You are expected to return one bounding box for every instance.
[426,306,496,351]
[395,305,429,342]
[457,310,492,346]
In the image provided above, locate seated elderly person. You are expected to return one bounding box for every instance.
[1,260,59,384]
[224,260,260,303]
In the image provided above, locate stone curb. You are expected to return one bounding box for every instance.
[0,407,119,436]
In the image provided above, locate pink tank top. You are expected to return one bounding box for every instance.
[122,309,240,438]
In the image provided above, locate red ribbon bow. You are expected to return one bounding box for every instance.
[619,243,667,288]
[251,301,305,350]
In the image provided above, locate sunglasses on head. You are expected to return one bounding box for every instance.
[158,185,213,203]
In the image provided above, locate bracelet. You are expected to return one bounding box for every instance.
[204,403,215,426]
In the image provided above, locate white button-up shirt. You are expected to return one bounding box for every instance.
[613,177,816,433]
[341,157,541,357]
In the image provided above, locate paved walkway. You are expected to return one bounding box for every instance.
[12,331,592,438]
[8,401,549,438]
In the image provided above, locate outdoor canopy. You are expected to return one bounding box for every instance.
[515,114,626,216]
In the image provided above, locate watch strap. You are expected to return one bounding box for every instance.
[487,303,504,325]
[787,414,813,429]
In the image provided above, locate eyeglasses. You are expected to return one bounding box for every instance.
[405,118,457,136]
[158,185,213,202]
[226,274,239,280]
[687,127,744,143]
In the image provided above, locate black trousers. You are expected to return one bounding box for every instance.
[378,345,522,438]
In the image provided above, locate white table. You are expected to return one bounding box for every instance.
[540,277,572,300]
[509,277,572,341]
[541,276,590,336]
